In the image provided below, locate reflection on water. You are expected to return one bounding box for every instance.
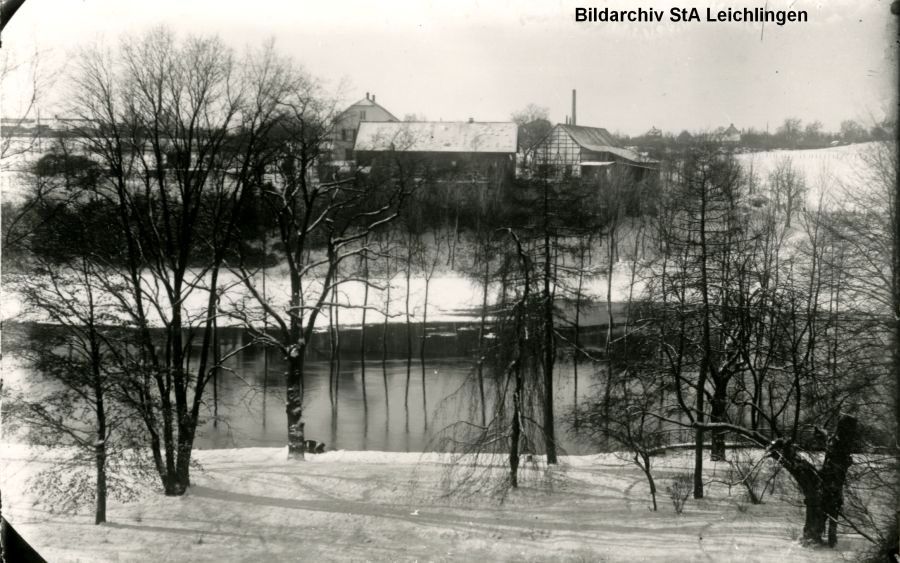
[197,344,604,454]
[6,323,608,454]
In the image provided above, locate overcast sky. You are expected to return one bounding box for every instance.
[1,0,896,135]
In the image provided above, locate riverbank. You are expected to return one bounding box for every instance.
[0,445,866,562]
[1,265,638,331]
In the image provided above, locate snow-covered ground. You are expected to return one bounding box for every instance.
[1,445,868,562]
[736,142,880,208]
[1,268,639,331]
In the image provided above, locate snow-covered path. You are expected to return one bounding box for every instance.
[1,447,866,562]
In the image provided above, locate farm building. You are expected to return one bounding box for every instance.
[353,120,518,185]
[530,123,658,182]
[329,93,399,162]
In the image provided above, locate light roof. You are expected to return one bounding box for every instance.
[354,121,518,153]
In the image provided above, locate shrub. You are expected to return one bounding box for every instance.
[667,473,693,514]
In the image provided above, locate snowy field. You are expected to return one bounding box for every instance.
[735,142,879,208]
[1,446,868,562]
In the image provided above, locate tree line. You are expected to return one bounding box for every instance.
[625,116,894,157]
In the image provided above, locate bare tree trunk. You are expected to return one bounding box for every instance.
[421,274,430,430]
[262,346,268,429]
[360,243,369,409]
[783,417,856,546]
[328,284,340,406]
[710,386,728,461]
[451,206,460,269]
[636,453,657,512]
[404,240,413,410]
[382,263,391,410]
[820,415,858,547]
[694,181,712,499]
[510,372,522,488]
[212,296,219,428]
[477,251,489,427]
[602,228,617,436]
[508,231,530,488]
[94,439,107,525]
[262,261,268,429]
[94,377,107,525]
[606,231,616,358]
[334,285,341,401]
[286,353,306,460]
[542,185,558,465]
[572,241,588,425]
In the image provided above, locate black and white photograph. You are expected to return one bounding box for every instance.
[1,1,898,561]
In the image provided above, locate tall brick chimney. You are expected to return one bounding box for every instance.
[571,89,577,126]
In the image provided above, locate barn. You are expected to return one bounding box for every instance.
[531,123,658,182]
[353,120,518,185]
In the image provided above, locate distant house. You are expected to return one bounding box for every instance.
[645,126,663,138]
[530,124,658,182]
[0,117,37,129]
[1,115,90,137]
[329,93,399,162]
[723,123,741,143]
[353,120,518,184]
[47,116,92,132]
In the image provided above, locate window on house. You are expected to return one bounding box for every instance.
[341,129,350,141]
[360,111,367,120]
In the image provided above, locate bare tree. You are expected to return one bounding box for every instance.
[510,104,551,169]
[575,366,666,512]
[232,83,411,459]
[9,261,151,525]
[824,140,899,556]
[0,45,46,163]
[433,228,544,494]
[768,157,807,229]
[646,144,746,497]
[68,29,288,494]
[639,147,892,545]
[2,135,167,524]
[777,117,803,147]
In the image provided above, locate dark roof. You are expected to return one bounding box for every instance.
[549,124,656,164]
[354,121,517,153]
[724,123,740,135]
[560,124,618,148]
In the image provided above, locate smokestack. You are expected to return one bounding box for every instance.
[468,117,474,123]
[571,89,576,126]
[366,92,369,100]
[372,94,376,102]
